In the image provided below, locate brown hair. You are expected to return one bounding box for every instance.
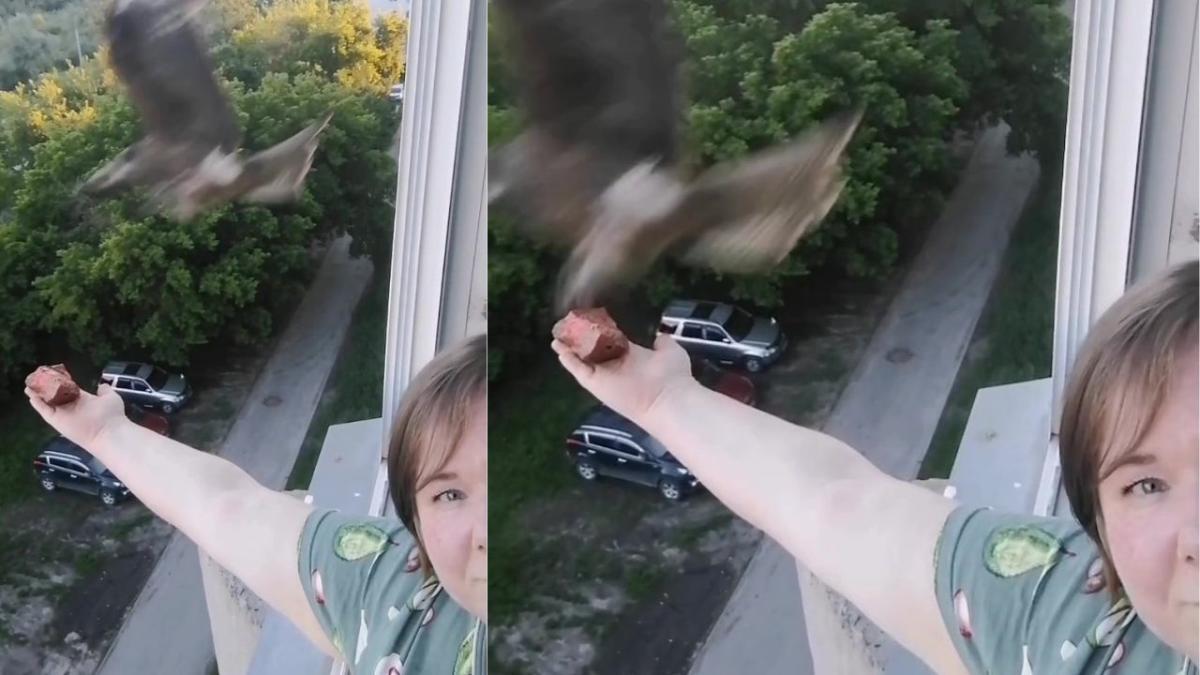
[387,334,486,576]
[1059,259,1198,596]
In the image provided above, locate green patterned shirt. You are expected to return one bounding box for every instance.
[936,506,1195,675]
[298,508,486,674]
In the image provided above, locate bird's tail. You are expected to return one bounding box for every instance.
[238,111,335,204]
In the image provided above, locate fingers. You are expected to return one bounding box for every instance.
[24,387,54,417]
[551,340,595,381]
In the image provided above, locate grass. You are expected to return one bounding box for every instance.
[110,511,155,541]
[74,550,102,577]
[0,404,58,507]
[625,566,666,602]
[489,360,594,624]
[919,175,1061,478]
[286,269,388,491]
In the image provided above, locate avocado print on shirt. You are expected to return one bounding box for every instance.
[302,511,479,675]
[334,523,394,561]
[984,526,1072,578]
[454,623,477,675]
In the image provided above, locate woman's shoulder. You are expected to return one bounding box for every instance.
[936,506,1193,674]
[297,509,479,673]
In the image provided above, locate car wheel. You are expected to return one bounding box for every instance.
[744,357,763,373]
[40,478,56,492]
[99,489,118,507]
[161,402,176,414]
[575,461,598,481]
[659,479,684,501]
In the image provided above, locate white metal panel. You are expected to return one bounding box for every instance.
[380,0,477,460]
[1131,0,1200,279]
[1040,0,1156,516]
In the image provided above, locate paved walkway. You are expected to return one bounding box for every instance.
[95,235,373,675]
[687,125,1040,675]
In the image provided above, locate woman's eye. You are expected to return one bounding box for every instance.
[433,489,466,503]
[1123,478,1168,496]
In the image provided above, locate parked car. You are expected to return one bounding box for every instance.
[659,300,787,373]
[388,83,405,102]
[565,406,697,500]
[33,436,130,506]
[693,359,756,407]
[99,361,191,413]
[126,403,171,436]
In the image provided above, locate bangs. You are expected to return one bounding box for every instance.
[1093,324,1195,481]
[412,392,481,494]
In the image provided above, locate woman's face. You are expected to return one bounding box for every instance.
[1098,344,1198,659]
[415,402,487,622]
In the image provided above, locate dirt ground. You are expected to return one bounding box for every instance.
[0,350,268,675]
[491,271,900,675]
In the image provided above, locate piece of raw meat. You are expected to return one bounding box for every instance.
[25,364,81,406]
[552,308,629,364]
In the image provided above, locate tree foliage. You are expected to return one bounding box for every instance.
[217,0,407,92]
[0,0,103,90]
[0,0,405,396]
[487,0,1069,380]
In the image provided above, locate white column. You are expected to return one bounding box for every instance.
[1037,0,1155,515]
[380,0,481,459]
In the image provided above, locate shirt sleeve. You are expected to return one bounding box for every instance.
[297,508,425,663]
[934,505,1110,673]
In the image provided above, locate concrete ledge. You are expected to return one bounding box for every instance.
[882,378,1052,674]
[945,378,1051,513]
[245,418,383,675]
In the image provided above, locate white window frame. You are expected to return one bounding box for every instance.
[1034,0,1157,516]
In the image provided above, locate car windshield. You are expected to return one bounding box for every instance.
[146,367,169,390]
[721,308,754,341]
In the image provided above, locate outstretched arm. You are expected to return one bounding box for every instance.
[25,385,336,657]
[552,336,967,675]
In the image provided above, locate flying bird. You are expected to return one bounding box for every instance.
[81,0,333,221]
[489,0,863,315]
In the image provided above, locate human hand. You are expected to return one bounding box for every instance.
[551,332,696,425]
[25,383,128,451]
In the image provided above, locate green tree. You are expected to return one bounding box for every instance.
[0,8,403,389]
[217,0,407,92]
[0,0,104,90]
[486,2,973,377]
[673,3,967,304]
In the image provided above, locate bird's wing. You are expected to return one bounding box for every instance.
[234,112,334,203]
[491,0,685,243]
[666,109,863,273]
[489,129,625,247]
[495,0,683,165]
[105,0,240,158]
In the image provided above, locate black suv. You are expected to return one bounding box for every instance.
[33,437,130,506]
[565,406,697,500]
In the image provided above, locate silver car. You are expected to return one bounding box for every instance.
[99,361,191,413]
[659,300,787,373]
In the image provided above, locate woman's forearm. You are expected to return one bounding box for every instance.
[91,417,333,655]
[639,380,965,674]
[95,418,258,549]
[640,380,883,556]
